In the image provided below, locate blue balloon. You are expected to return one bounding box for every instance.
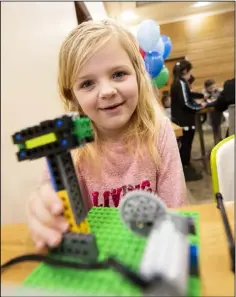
[144,51,164,78]
[162,35,172,60]
[137,20,160,52]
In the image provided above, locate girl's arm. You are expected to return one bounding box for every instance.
[179,81,203,111]
[190,91,204,100]
[157,117,188,208]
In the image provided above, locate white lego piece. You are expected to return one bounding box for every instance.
[139,219,189,296]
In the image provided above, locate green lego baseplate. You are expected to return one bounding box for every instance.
[22,207,201,296]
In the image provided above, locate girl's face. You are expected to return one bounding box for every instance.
[182,70,191,82]
[73,39,139,139]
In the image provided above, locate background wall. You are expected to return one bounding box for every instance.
[1,2,78,224]
[161,11,235,92]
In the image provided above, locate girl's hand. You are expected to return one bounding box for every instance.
[27,181,69,250]
[201,101,207,108]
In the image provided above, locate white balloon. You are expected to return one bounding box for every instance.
[137,20,160,52]
[155,37,165,57]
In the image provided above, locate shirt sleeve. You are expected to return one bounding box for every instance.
[157,117,188,207]
[191,91,204,99]
[179,81,202,111]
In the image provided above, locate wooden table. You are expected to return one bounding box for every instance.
[1,202,234,296]
[172,122,183,137]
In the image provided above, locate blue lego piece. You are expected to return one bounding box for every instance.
[61,139,68,147]
[190,244,198,268]
[46,158,58,192]
[19,151,26,158]
[56,119,63,127]
[15,133,21,140]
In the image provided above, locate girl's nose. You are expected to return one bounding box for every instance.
[99,82,117,99]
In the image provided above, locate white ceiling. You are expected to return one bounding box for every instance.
[104,1,235,26]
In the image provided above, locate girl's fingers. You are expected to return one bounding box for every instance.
[31,232,46,251]
[29,217,62,248]
[29,194,69,233]
[39,182,64,215]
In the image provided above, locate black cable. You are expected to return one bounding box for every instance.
[1,253,158,288]
[216,193,235,273]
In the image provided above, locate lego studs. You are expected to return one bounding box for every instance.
[119,190,167,237]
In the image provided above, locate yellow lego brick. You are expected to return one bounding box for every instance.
[25,133,57,149]
[57,190,90,234]
[70,218,90,233]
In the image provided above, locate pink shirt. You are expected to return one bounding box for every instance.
[77,116,187,209]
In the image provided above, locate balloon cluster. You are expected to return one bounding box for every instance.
[137,20,172,89]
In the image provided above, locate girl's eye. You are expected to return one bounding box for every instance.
[80,80,94,89]
[112,71,127,79]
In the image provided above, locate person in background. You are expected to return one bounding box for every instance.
[188,75,195,89]
[171,60,207,182]
[203,79,223,144]
[212,78,235,112]
[203,79,222,101]
[161,91,171,118]
[206,78,235,138]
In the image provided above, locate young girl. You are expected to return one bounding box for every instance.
[170,60,207,182]
[27,19,187,250]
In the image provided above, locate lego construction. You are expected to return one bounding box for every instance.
[5,114,201,296]
[21,206,201,296]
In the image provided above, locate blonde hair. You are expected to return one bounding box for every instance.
[58,19,164,170]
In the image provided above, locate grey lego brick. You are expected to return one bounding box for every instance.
[56,152,88,224]
[143,277,184,297]
[51,232,99,263]
[46,154,64,191]
[168,212,195,236]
